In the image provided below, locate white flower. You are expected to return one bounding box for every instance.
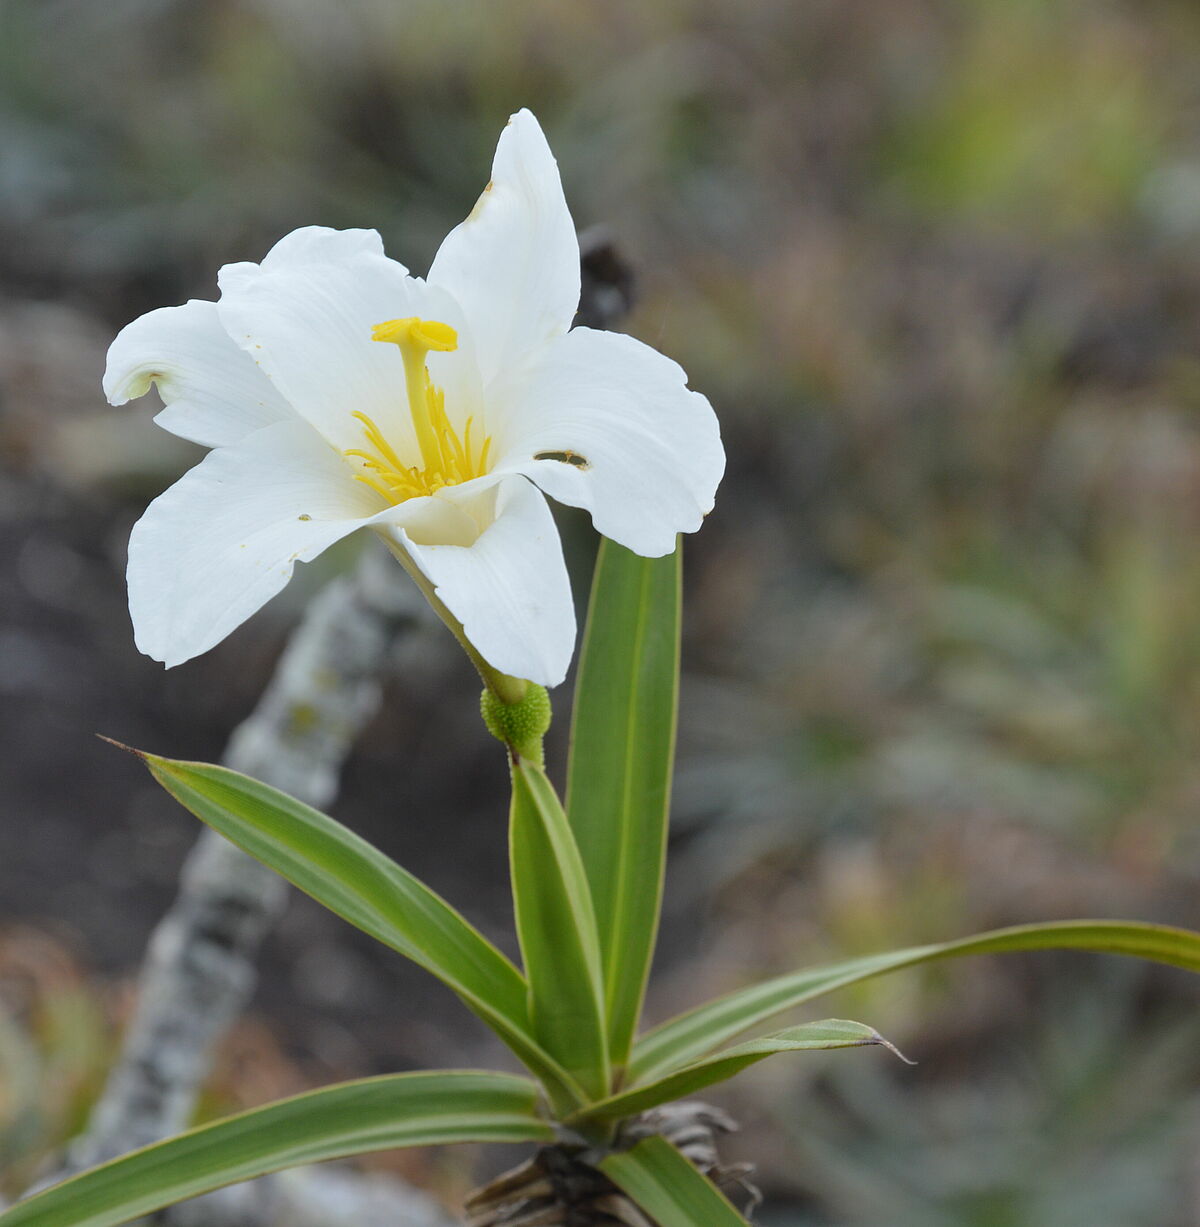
[104,110,724,687]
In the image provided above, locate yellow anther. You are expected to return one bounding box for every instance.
[345,315,489,507]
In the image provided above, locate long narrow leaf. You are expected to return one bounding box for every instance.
[576,1020,899,1122]
[567,539,682,1071]
[601,1136,751,1227]
[631,919,1200,1083]
[135,752,583,1107]
[510,759,610,1104]
[0,1070,553,1227]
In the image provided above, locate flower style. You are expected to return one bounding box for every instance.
[104,110,724,687]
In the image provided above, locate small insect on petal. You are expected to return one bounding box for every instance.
[534,450,590,469]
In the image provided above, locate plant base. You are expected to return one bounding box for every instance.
[463,1102,756,1226]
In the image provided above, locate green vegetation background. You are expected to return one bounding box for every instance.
[3,1,1200,1223]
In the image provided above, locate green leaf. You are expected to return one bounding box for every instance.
[0,1070,553,1227]
[631,920,1200,1084]
[510,759,610,1104]
[575,1019,901,1122]
[137,753,583,1108]
[600,1135,751,1227]
[567,539,682,1073]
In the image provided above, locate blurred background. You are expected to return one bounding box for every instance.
[4,0,1200,1221]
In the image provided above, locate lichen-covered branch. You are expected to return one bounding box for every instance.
[165,1163,455,1227]
[43,545,455,1226]
[71,545,429,1168]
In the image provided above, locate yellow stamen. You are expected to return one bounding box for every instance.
[343,316,492,506]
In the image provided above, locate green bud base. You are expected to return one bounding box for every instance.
[480,683,552,764]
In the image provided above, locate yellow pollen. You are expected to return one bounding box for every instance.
[345,316,491,505]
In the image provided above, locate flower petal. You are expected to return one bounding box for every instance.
[260,225,389,269]
[103,299,293,447]
[128,420,384,667]
[385,474,576,687]
[490,328,724,557]
[216,229,479,457]
[428,110,580,390]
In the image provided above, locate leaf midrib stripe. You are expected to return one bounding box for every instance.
[605,559,652,1008]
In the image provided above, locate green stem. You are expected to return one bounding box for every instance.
[381,536,528,705]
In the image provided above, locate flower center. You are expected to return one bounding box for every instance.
[344,316,492,504]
